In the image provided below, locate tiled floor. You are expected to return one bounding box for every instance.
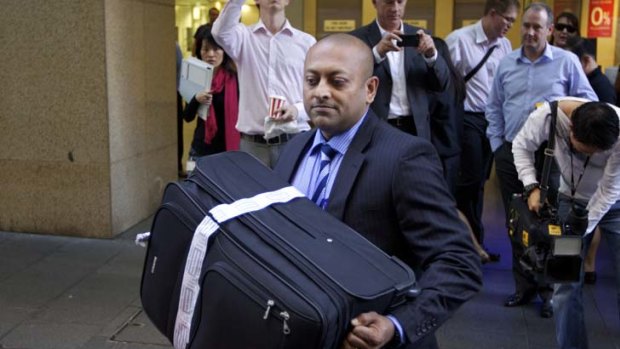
[0,176,618,349]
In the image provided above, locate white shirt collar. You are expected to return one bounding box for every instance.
[375,19,403,36]
[473,20,497,46]
[253,18,294,36]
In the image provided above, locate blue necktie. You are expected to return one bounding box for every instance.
[311,143,338,209]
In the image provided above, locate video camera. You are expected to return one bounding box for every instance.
[509,196,587,283]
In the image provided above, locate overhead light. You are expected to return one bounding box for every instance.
[192,5,201,20]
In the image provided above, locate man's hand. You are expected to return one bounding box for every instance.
[375,31,403,58]
[271,104,297,122]
[341,312,395,349]
[527,188,542,214]
[416,30,436,58]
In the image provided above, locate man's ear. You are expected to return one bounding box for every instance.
[366,76,379,104]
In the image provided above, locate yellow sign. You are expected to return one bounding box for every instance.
[324,20,356,32]
[549,224,562,236]
[403,19,428,29]
[523,230,529,246]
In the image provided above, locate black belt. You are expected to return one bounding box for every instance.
[464,111,485,117]
[241,133,296,145]
[387,116,413,127]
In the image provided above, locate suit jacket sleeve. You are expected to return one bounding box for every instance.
[403,25,449,94]
[389,141,482,344]
[421,49,450,93]
[183,96,201,122]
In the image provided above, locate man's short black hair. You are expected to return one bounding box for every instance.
[572,102,619,151]
[567,37,597,59]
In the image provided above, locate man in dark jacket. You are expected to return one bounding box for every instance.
[349,0,450,142]
[568,37,617,104]
[275,33,482,349]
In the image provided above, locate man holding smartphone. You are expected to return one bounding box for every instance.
[349,0,450,141]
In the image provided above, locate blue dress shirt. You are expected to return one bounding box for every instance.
[292,113,367,205]
[485,44,597,152]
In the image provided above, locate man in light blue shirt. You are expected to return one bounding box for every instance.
[485,2,597,318]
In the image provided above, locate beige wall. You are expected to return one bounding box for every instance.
[0,0,177,237]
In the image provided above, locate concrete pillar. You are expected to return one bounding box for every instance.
[0,0,177,238]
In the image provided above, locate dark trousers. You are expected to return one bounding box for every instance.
[455,113,492,243]
[494,142,559,299]
[441,155,460,199]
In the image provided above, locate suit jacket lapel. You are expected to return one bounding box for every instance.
[326,113,377,220]
[278,130,316,183]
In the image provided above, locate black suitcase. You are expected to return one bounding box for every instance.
[141,151,415,349]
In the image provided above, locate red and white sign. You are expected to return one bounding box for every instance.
[588,0,614,37]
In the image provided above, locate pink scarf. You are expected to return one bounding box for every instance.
[205,68,239,151]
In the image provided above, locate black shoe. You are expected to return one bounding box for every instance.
[584,271,597,285]
[486,251,500,262]
[504,291,535,307]
[481,245,500,261]
[540,299,553,318]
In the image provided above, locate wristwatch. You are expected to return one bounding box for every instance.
[523,183,540,198]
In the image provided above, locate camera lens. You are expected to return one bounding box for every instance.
[566,205,588,235]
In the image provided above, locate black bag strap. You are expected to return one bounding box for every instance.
[538,100,558,205]
[464,45,497,82]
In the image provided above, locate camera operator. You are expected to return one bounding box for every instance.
[513,97,620,349]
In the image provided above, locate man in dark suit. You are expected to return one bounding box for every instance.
[349,0,450,141]
[274,33,481,349]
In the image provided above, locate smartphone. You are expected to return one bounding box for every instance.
[397,34,419,47]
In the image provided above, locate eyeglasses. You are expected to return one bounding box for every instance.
[555,23,577,33]
[498,13,516,24]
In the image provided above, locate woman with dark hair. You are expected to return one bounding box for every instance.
[183,28,239,161]
[550,12,580,49]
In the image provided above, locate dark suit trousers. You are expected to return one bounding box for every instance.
[494,142,558,299]
[456,113,491,243]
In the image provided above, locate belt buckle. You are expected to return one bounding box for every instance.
[266,134,286,145]
[266,136,280,145]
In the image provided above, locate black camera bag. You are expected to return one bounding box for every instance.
[508,101,582,283]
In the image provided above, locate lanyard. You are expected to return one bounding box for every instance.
[569,144,590,198]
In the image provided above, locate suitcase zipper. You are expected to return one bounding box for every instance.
[208,262,296,330]
[280,311,291,335]
[263,299,274,320]
[215,233,323,324]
